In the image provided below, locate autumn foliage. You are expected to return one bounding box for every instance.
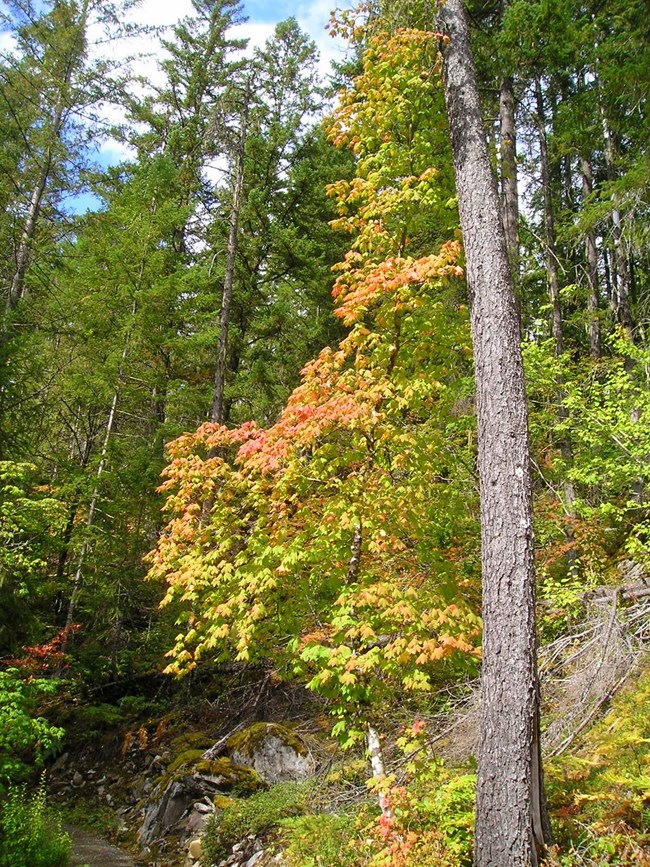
[148,25,481,739]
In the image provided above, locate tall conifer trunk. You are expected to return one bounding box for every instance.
[535,79,563,356]
[579,156,601,359]
[601,105,633,338]
[437,2,551,863]
[211,94,249,425]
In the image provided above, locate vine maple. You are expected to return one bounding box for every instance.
[148,25,481,739]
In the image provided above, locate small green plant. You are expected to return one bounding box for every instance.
[201,781,307,864]
[0,781,71,867]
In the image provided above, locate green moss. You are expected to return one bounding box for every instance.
[227,723,307,757]
[170,732,215,753]
[195,758,264,794]
[213,794,235,810]
[166,749,205,775]
[156,754,264,795]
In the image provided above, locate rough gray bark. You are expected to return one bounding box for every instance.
[211,96,249,425]
[499,77,519,277]
[436,2,551,864]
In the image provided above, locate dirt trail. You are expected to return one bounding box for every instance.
[66,825,135,866]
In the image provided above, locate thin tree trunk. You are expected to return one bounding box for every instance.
[499,77,519,278]
[437,2,552,863]
[64,378,121,632]
[535,79,563,356]
[211,95,249,425]
[366,724,392,818]
[534,81,577,536]
[5,0,89,315]
[601,108,633,339]
[579,156,601,359]
[64,303,134,636]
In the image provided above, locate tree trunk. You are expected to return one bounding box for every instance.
[5,0,89,315]
[366,724,392,818]
[535,79,563,356]
[499,77,519,277]
[579,156,601,359]
[534,81,577,548]
[64,379,121,633]
[211,95,249,425]
[437,2,551,864]
[601,107,633,339]
[64,304,134,637]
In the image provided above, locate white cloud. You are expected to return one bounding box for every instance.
[81,0,351,167]
[295,0,349,77]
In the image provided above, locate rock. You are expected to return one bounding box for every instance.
[189,838,202,860]
[184,806,211,836]
[246,853,264,867]
[138,757,257,847]
[138,779,193,846]
[226,724,315,785]
[72,771,84,787]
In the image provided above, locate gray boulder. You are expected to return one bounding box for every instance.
[226,723,314,785]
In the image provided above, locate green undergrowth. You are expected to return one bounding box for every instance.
[201,781,308,864]
[545,665,650,864]
[58,798,117,838]
[281,812,359,866]
[0,782,71,867]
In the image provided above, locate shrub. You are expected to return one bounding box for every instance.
[282,812,359,866]
[0,782,71,867]
[201,781,306,864]
[0,668,64,787]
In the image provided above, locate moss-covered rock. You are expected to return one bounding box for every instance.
[170,731,215,753]
[194,758,263,795]
[139,752,264,846]
[227,723,307,756]
[226,723,315,785]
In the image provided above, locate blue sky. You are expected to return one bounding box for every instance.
[243,0,310,23]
